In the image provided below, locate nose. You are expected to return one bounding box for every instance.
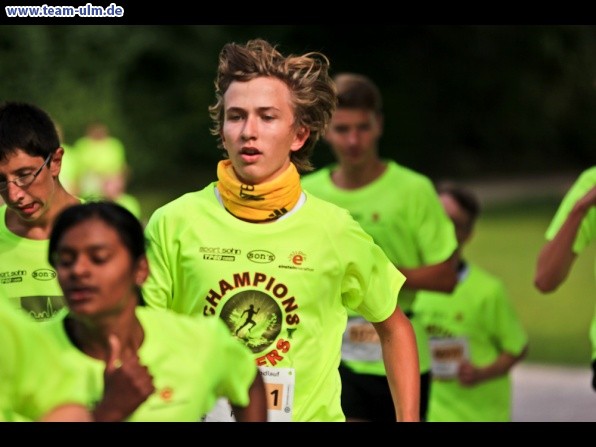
[346,128,361,146]
[69,255,92,277]
[5,180,25,203]
[241,115,257,141]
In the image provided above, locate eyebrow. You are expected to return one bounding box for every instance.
[225,106,281,113]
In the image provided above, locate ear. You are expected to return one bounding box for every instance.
[290,126,311,152]
[375,113,384,136]
[51,147,65,177]
[134,255,149,286]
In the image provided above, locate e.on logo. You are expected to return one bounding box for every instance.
[289,251,306,266]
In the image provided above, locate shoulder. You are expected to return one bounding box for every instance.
[575,166,596,188]
[146,185,216,224]
[386,161,435,190]
[304,191,351,216]
[467,263,506,293]
[301,166,333,188]
[138,307,226,335]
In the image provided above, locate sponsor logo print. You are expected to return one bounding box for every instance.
[277,251,313,271]
[32,269,56,281]
[289,251,306,266]
[247,250,275,264]
[203,254,235,262]
[200,247,240,262]
[0,270,26,284]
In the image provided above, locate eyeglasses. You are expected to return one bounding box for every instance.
[0,153,52,192]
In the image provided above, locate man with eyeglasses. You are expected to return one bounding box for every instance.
[0,101,80,323]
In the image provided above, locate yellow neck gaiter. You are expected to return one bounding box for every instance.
[216,159,302,223]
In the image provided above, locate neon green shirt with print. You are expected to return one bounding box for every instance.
[0,298,85,421]
[42,306,257,421]
[143,185,405,422]
[545,166,596,359]
[0,206,68,322]
[302,160,457,375]
[413,262,528,421]
[73,135,127,198]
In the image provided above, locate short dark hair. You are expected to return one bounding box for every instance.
[334,73,383,114]
[0,101,59,162]
[436,182,481,223]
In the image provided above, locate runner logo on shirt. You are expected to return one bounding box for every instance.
[203,272,300,367]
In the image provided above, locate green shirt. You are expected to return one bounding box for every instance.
[0,206,68,321]
[73,135,127,198]
[143,185,405,421]
[545,166,596,359]
[413,262,528,421]
[43,306,257,421]
[0,299,85,421]
[302,160,457,374]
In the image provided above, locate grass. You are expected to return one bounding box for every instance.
[466,199,595,366]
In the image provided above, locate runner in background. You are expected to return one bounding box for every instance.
[0,101,81,322]
[534,166,596,390]
[302,73,457,421]
[414,182,528,421]
[73,120,141,220]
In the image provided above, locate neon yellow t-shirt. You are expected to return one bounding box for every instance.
[59,143,80,194]
[302,160,457,375]
[115,193,142,220]
[0,206,68,321]
[42,306,257,421]
[73,135,127,198]
[413,262,528,421]
[545,166,596,359]
[0,299,85,421]
[143,185,405,421]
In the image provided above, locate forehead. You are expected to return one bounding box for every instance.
[440,194,470,225]
[0,149,42,171]
[58,218,120,247]
[224,77,293,110]
[330,108,377,125]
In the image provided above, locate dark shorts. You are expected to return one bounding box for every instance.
[339,362,430,421]
[592,359,596,391]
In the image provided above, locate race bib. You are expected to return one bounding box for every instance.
[429,337,470,379]
[202,367,295,422]
[341,316,382,362]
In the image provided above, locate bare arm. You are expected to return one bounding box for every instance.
[231,370,268,422]
[372,306,420,422]
[39,404,93,422]
[399,254,458,293]
[534,186,596,293]
[458,345,528,386]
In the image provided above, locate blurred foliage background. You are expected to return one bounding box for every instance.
[1,25,595,199]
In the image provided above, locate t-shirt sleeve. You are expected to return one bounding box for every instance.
[486,280,528,356]
[143,209,174,310]
[412,179,458,265]
[337,214,406,322]
[0,304,86,421]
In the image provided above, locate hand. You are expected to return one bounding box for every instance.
[457,361,482,386]
[92,334,155,422]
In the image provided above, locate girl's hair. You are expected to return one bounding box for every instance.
[49,201,146,265]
